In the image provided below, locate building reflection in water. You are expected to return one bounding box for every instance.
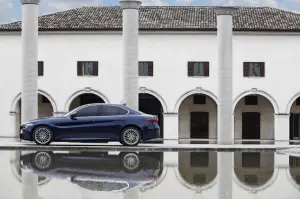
[234,152,274,189]
[6,150,300,198]
[289,156,300,185]
[178,152,217,188]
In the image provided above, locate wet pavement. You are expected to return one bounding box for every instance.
[0,149,300,199]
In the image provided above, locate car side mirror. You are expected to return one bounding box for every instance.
[70,113,78,119]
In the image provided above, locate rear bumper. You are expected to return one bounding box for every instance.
[143,128,160,141]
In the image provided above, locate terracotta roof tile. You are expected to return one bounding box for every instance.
[1,6,300,32]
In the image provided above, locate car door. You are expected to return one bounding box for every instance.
[57,105,100,140]
[92,105,128,140]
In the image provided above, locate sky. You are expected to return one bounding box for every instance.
[0,0,300,24]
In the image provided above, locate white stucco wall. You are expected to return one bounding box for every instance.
[1,31,300,138]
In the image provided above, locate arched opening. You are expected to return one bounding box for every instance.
[234,152,274,188]
[234,94,275,144]
[289,156,300,186]
[14,94,55,136]
[139,93,164,143]
[69,93,105,111]
[178,152,217,188]
[289,97,300,143]
[178,94,217,144]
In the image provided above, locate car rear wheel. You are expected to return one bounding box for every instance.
[120,152,141,172]
[120,127,141,146]
[33,126,53,145]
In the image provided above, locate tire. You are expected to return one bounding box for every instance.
[32,126,53,145]
[120,127,141,146]
[31,151,54,171]
[120,152,141,173]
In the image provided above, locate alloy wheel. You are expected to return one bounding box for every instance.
[123,129,140,145]
[34,127,52,145]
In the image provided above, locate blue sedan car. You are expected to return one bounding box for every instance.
[20,103,160,146]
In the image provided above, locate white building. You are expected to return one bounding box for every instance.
[1,4,300,144]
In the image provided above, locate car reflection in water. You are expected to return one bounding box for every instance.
[20,151,163,192]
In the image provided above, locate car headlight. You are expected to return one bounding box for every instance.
[21,123,33,128]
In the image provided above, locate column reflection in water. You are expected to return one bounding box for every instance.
[218,152,233,199]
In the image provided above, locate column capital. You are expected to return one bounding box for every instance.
[163,112,179,117]
[120,0,142,9]
[10,111,18,116]
[214,7,236,16]
[21,0,40,4]
[274,113,290,117]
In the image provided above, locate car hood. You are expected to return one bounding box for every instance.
[27,116,66,123]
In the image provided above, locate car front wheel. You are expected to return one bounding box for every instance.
[33,126,53,145]
[120,127,141,146]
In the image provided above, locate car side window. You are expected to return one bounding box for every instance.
[101,105,128,116]
[76,105,98,117]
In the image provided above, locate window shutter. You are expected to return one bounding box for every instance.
[243,62,249,77]
[148,62,153,76]
[93,62,98,76]
[38,61,44,76]
[260,62,265,77]
[204,62,209,76]
[77,61,83,76]
[188,62,193,76]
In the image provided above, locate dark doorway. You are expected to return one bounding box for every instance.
[290,113,300,141]
[242,112,260,140]
[190,112,209,143]
[139,93,164,143]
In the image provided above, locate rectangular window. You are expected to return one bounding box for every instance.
[38,61,44,76]
[77,61,98,76]
[190,152,209,167]
[245,95,258,105]
[242,152,260,168]
[139,61,153,76]
[243,62,265,77]
[193,94,206,104]
[296,98,300,106]
[188,62,209,77]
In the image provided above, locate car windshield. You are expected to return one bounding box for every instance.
[64,106,82,117]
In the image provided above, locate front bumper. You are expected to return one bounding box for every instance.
[20,128,33,141]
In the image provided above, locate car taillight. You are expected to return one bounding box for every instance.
[146,117,158,123]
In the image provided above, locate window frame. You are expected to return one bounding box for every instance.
[38,61,44,76]
[138,61,153,77]
[243,62,265,77]
[77,61,98,76]
[188,61,209,77]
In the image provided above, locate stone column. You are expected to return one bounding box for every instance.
[21,0,40,124]
[120,0,141,110]
[21,1,39,198]
[163,113,179,144]
[274,114,290,145]
[22,170,38,199]
[123,188,141,199]
[215,7,235,145]
[10,111,18,137]
[218,152,233,199]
